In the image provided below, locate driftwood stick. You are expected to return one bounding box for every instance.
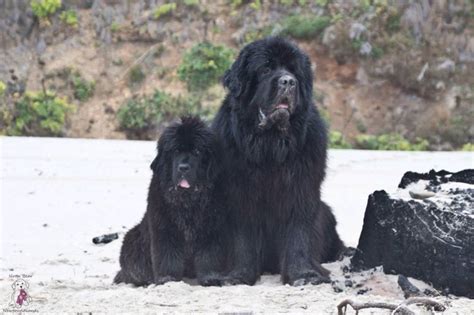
[337,297,445,315]
[337,299,401,315]
[395,297,446,312]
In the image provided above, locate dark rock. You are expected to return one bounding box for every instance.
[340,246,357,258]
[423,288,438,297]
[92,232,119,245]
[331,281,344,293]
[357,288,369,295]
[398,169,474,189]
[352,169,474,298]
[397,275,421,298]
[344,279,353,287]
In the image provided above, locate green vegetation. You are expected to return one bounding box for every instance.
[229,0,242,10]
[329,131,352,149]
[0,81,6,97]
[243,25,273,45]
[117,90,213,139]
[59,9,78,27]
[355,119,367,133]
[178,42,234,92]
[128,65,146,87]
[352,39,383,59]
[355,134,429,151]
[7,91,73,136]
[282,15,331,39]
[110,21,121,32]
[386,12,401,33]
[153,3,176,20]
[461,143,474,151]
[371,45,384,59]
[184,0,199,6]
[250,0,262,10]
[31,0,61,18]
[315,0,329,6]
[70,72,95,102]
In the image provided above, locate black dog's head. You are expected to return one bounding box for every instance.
[151,117,222,204]
[223,37,314,132]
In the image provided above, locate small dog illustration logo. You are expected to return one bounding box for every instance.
[10,278,31,308]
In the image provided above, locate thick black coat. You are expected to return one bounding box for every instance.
[212,37,344,285]
[114,117,229,286]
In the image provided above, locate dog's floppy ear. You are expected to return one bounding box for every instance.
[11,281,16,289]
[25,281,29,289]
[206,139,223,182]
[150,140,163,173]
[223,48,250,98]
[150,155,159,172]
[223,68,241,97]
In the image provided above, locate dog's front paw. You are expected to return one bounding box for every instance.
[286,270,331,286]
[154,276,179,285]
[221,271,258,286]
[198,273,226,287]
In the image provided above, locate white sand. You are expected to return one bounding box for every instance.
[1,136,473,313]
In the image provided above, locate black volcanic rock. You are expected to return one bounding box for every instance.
[352,169,474,298]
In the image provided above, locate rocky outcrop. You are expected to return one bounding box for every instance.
[352,169,474,298]
[0,1,472,144]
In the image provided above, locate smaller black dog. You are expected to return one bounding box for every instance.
[114,117,229,286]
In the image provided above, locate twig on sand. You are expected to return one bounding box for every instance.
[337,297,446,315]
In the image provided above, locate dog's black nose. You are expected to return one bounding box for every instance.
[178,163,190,173]
[278,75,296,88]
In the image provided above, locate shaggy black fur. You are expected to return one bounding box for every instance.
[212,37,344,286]
[114,117,229,286]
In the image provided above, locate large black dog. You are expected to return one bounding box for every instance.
[114,117,229,286]
[212,37,344,286]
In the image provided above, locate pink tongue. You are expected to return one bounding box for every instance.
[178,179,190,189]
[277,104,288,109]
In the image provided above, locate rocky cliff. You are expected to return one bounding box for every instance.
[1,0,473,149]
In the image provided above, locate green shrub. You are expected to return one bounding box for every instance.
[0,81,6,97]
[461,143,474,151]
[386,12,401,33]
[184,0,199,6]
[371,46,384,59]
[70,72,95,102]
[329,131,352,149]
[128,65,146,87]
[117,90,213,139]
[117,98,154,132]
[8,91,73,136]
[59,9,78,27]
[178,42,234,92]
[250,0,262,10]
[110,21,121,32]
[315,0,329,6]
[282,15,331,39]
[31,0,61,18]
[153,3,176,20]
[280,0,293,5]
[243,25,273,45]
[355,134,429,151]
[229,0,243,9]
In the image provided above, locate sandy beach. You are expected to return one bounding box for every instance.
[1,136,473,314]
